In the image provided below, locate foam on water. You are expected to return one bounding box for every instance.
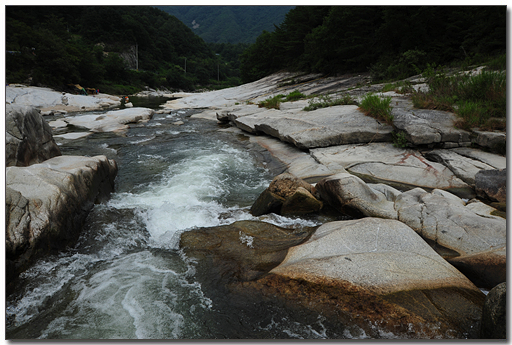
[108,141,271,249]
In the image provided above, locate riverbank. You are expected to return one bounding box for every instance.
[5,70,506,339]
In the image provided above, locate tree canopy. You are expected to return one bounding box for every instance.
[6,6,241,93]
[240,6,506,83]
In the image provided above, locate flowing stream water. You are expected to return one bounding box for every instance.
[6,97,367,340]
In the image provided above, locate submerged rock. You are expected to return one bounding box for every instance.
[240,218,484,339]
[6,104,61,167]
[179,220,317,282]
[6,155,118,288]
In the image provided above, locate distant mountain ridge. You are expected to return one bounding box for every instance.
[154,6,294,44]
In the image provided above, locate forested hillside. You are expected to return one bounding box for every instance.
[6,6,240,93]
[240,6,506,83]
[154,6,293,44]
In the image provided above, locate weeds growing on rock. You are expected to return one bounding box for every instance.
[259,90,308,109]
[381,80,414,94]
[304,93,356,111]
[412,64,506,130]
[258,94,284,109]
[359,93,393,125]
[284,90,306,102]
[392,131,408,148]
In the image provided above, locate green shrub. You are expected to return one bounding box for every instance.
[381,80,413,94]
[486,54,506,71]
[413,66,506,129]
[359,93,393,125]
[304,93,356,111]
[258,94,283,109]
[392,131,408,148]
[285,90,306,102]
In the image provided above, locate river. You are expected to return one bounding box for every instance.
[6,96,365,340]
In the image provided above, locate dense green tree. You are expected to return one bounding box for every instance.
[240,6,506,83]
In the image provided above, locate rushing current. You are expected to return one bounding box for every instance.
[6,97,366,340]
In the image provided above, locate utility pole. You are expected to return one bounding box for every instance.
[184,57,187,75]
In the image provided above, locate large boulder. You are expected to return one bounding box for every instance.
[311,143,474,198]
[250,173,322,217]
[315,173,398,219]
[243,218,484,338]
[480,282,506,339]
[395,188,506,288]
[475,169,506,203]
[6,155,118,288]
[395,188,506,256]
[6,104,61,167]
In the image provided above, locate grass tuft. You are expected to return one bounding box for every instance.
[358,93,393,125]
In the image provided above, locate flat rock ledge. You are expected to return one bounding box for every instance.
[49,107,154,133]
[6,155,118,289]
[6,85,121,112]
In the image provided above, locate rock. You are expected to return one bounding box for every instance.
[395,188,506,257]
[424,149,495,186]
[316,173,398,219]
[448,246,506,289]
[245,218,484,338]
[480,282,506,339]
[6,85,120,112]
[250,173,321,216]
[249,133,336,182]
[450,147,506,170]
[179,220,316,282]
[57,107,154,133]
[475,169,506,203]
[472,130,506,154]
[235,105,393,149]
[267,173,315,198]
[6,155,118,287]
[250,189,285,217]
[280,187,323,216]
[465,199,505,220]
[6,104,61,167]
[392,100,471,146]
[124,102,133,108]
[311,143,474,199]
